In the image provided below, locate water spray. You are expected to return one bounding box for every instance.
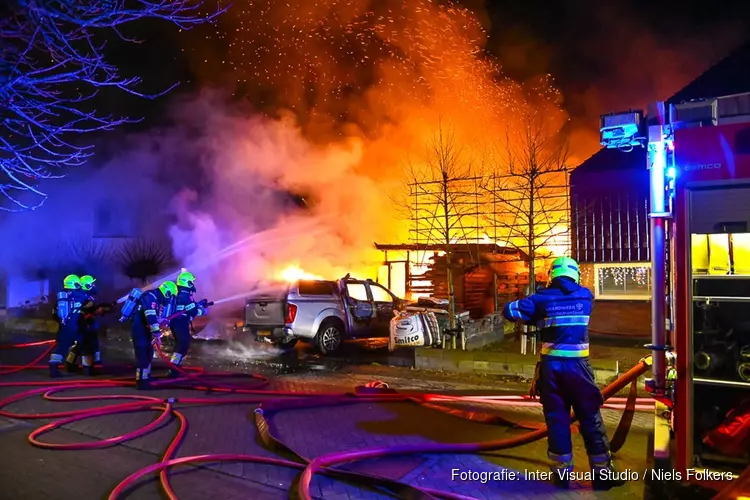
[211,283,288,306]
[116,221,327,303]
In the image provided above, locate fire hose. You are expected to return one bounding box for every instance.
[0,337,676,500]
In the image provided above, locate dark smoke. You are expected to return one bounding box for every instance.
[483,0,749,161]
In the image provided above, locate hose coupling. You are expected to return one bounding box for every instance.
[165,397,178,404]
[254,408,264,415]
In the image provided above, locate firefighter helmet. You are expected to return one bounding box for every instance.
[159,281,178,299]
[176,271,196,290]
[79,275,96,291]
[63,274,81,290]
[549,256,580,283]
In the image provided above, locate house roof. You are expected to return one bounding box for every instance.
[572,40,750,177]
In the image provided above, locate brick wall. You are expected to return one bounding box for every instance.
[580,263,650,337]
[590,300,651,337]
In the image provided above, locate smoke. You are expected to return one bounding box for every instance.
[164,0,569,301]
[1,0,575,308]
[163,92,396,301]
[486,1,748,162]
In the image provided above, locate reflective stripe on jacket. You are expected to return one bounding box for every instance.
[502,277,593,359]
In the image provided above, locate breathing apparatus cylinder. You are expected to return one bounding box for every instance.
[119,288,143,322]
[56,291,70,324]
[160,295,176,322]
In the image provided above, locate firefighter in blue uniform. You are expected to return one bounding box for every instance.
[129,281,177,390]
[167,271,209,377]
[49,274,88,378]
[502,257,624,490]
[66,275,110,375]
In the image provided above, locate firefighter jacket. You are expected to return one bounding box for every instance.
[58,289,89,324]
[502,277,592,359]
[138,290,164,334]
[78,292,99,327]
[174,289,204,322]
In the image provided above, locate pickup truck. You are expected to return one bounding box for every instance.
[242,275,403,354]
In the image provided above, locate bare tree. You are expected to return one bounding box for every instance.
[0,0,228,211]
[115,238,174,285]
[399,124,483,336]
[486,111,571,293]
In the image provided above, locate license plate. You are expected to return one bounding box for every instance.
[257,330,271,336]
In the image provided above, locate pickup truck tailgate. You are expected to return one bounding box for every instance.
[245,295,287,327]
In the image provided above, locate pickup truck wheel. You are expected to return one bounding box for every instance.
[316,321,343,354]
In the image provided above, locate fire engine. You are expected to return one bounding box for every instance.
[600,93,750,498]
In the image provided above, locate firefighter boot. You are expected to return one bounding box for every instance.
[64,350,80,373]
[135,367,153,391]
[49,363,63,378]
[82,356,95,377]
[547,451,573,488]
[168,353,184,378]
[591,455,626,491]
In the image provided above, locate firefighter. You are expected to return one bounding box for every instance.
[49,274,87,378]
[502,256,625,491]
[129,281,177,390]
[167,271,209,377]
[66,275,108,376]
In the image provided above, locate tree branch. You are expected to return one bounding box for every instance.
[0,0,230,210]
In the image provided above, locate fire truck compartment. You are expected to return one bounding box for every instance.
[688,184,750,473]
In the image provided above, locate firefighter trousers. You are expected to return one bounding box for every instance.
[50,320,82,365]
[538,357,611,468]
[130,316,154,380]
[168,317,191,366]
[69,327,100,366]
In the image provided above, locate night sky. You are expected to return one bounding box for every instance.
[110,0,750,154]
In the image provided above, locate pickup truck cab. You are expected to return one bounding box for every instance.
[242,275,402,354]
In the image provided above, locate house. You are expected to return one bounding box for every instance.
[0,165,170,314]
[570,41,750,337]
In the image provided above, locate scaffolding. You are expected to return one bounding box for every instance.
[380,168,571,301]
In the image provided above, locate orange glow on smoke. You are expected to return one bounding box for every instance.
[189,1,575,291]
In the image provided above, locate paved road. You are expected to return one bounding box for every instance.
[0,330,681,500]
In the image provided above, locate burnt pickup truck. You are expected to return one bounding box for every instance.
[242,275,403,354]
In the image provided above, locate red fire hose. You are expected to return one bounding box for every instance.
[0,337,653,500]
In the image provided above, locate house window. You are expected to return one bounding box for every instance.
[93,201,136,238]
[593,262,651,300]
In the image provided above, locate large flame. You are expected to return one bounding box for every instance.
[171,0,576,301]
[277,264,325,283]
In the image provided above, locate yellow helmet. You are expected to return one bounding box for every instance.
[176,271,196,290]
[79,275,96,291]
[158,281,178,298]
[549,256,580,283]
[63,274,81,290]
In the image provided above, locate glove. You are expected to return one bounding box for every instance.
[529,362,541,399]
[201,306,210,316]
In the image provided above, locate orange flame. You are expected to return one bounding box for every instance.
[277,264,325,282]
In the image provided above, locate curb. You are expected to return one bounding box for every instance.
[1,318,58,334]
[414,348,621,385]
